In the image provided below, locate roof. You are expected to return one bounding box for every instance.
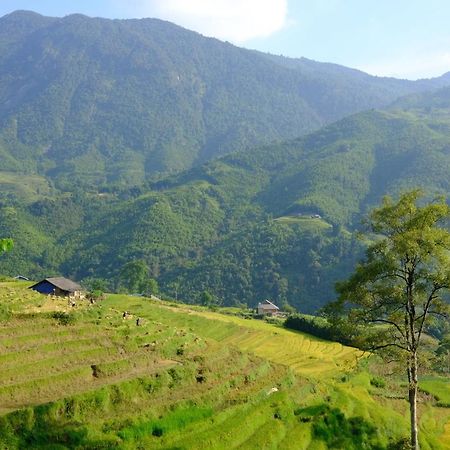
[257,300,279,310]
[31,277,82,292]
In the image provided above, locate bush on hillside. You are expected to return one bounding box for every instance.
[370,376,386,389]
[87,290,106,302]
[284,315,358,347]
[295,404,383,449]
[51,311,77,326]
[0,276,14,282]
[264,316,284,325]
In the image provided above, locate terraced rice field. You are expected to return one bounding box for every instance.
[0,284,448,449]
[0,172,51,202]
[192,309,360,377]
[102,296,450,448]
[101,296,361,377]
[0,315,180,414]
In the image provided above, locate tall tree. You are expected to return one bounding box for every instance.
[333,191,450,450]
[145,278,159,297]
[119,260,150,294]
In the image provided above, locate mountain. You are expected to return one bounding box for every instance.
[1,10,450,189]
[148,88,450,310]
[3,87,450,311]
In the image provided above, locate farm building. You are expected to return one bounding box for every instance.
[257,300,280,316]
[29,277,84,298]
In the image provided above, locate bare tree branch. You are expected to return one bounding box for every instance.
[370,342,409,352]
[416,285,440,343]
[368,318,406,340]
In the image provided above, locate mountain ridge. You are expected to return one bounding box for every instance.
[1,10,450,189]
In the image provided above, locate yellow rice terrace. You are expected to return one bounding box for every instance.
[0,281,448,449]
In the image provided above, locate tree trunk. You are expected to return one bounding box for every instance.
[409,352,419,450]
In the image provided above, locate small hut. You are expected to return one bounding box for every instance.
[29,277,84,299]
[257,300,280,316]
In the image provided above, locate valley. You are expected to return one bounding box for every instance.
[0,8,449,449]
[3,88,450,311]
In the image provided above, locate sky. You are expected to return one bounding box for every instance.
[1,0,449,80]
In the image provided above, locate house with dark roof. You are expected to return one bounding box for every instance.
[29,277,83,298]
[257,299,280,316]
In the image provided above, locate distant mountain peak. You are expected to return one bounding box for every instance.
[2,9,44,18]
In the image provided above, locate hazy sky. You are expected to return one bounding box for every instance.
[1,0,449,80]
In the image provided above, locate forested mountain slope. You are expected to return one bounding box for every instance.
[3,87,450,311]
[1,10,450,189]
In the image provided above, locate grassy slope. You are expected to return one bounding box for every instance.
[0,282,448,449]
[160,304,358,377]
[421,377,450,406]
[273,216,333,232]
[0,172,52,203]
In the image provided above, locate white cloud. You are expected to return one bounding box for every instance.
[119,0,288,43]
[359,50,450,80]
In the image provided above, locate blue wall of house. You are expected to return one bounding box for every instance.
[31,281,56,294]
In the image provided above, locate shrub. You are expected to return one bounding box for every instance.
[51,311,77,326]
[87,290,106,302]
[264,316,283,325]
[370,376,386,389]
[0,275,14,282]
[296,404,383,449]
[387,437,412,450]
[284,315,359,347]
[253,313,265,320]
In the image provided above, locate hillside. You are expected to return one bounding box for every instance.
[3,87,450,311]
[1,11,450,189]
[0,282,448,449]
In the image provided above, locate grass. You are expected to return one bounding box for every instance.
[274,215,332,231]
[0,283,448,448]
[0,172,52,203]
[420,376,450,406]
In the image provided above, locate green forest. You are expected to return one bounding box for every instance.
[2,87,450,311]
[1,12,450,313]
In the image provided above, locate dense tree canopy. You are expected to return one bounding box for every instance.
[1,11,449,189]
[2,77,450,313]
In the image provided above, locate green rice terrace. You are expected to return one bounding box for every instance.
[0,281,448,449]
